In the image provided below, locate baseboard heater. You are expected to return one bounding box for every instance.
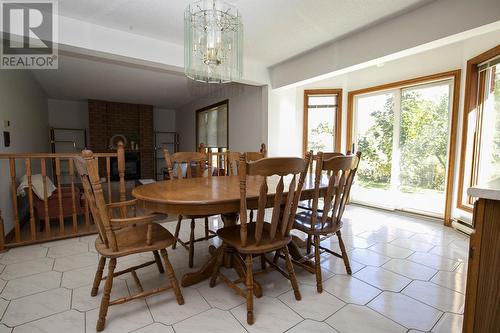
[451,219,474,236]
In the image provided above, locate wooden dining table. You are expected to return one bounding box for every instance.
[132,173,328,287]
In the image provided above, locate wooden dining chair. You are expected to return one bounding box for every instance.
[227,144,267,222]
[210,153,311,325]
[163,149,218,267]
[227,143,267,176]
[291,151,361,293]
[299,152,346,253]
[73,150,184,332]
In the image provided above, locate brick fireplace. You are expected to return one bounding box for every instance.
[88,100,154,179]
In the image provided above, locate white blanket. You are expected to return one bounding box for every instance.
[17,174,57,200]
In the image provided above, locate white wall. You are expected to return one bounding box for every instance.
[154,108,176,132]
[47,100,177,144]
[0,70,49,233]
[268,28,500,220]
[176,84,267,152]
[48,99,89,132]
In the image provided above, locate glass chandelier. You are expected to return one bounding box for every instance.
[184,0,243,83]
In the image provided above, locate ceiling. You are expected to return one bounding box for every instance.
[58,0,430,66]
[32,0,433,108]
[31,54,237,109]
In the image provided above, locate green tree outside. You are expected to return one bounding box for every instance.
[354,88,450,193]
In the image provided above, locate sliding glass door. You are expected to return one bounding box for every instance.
[353,91,396,208]
[352,79,453,217]
[457,47,500,214]
[475,65,500,185]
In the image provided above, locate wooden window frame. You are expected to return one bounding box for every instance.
[457,44,500,213]
[346,70,461,226]
[303,89,343,156]
[195,99,229,150]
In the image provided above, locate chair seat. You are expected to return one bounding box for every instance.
[293,211,342,235]
[96,223,175,258]
[298,199,324,212]
[217,222,291,254]
[180,214,216,219]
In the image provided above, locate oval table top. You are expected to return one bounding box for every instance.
[132,174,327,216]
[132,174,328,287]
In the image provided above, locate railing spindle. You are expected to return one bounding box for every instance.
[106,156,112,203]
[69,159,78,233]
[117,142,126,202]
[55,157,65,235]
[84,197,91,231]
[25,158,36,240]
[0,149,123,248]
[41,158,51,235]
[9,158,21,242]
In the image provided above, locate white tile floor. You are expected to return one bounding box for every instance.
[0,206,469,333]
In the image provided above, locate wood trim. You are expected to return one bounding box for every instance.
[456,44,500,214]
[463,199,483,332]
[346,70,461,225]
[303,89,343,156]
[195,99,229,151]
[444,70,462,226]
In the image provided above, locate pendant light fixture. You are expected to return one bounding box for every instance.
[184,0,243,83]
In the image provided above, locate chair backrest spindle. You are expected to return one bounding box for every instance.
[310,151,361,232]
[238,153,311,247]
[73,151,115,250]
[163,149,208,179]
[228,144,267,176]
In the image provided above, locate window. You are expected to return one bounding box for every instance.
[347,71,460,224]
[196,100,228,150]
[458,45,500,212]
[303,89,342,155]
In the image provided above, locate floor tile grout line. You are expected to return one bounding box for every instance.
[141,293,156,331]
[275,291,306,321]
[227,306,250,333]
[0,206,468,332]
[146,288,213,326]
[0,266,55,282]
[0,299,10,324]
[353,264,417,287]
[428,311,446,333]
[404,255,461,272]
[428,278,466,295]
[366,296,435,331]
[2,282,63,302]
[385,288,459,315]
[400,277,466,303]
[282,318,305,332]
[4,307,72,330]
[325,301,411,332]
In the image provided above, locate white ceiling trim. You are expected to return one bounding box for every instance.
[270,0,500,89]
[55,14,270,85]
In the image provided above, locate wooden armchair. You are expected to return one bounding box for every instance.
[163,149,218,267]
[291,151,361,293]
[73,150,184,332]
[210,153,311,325]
